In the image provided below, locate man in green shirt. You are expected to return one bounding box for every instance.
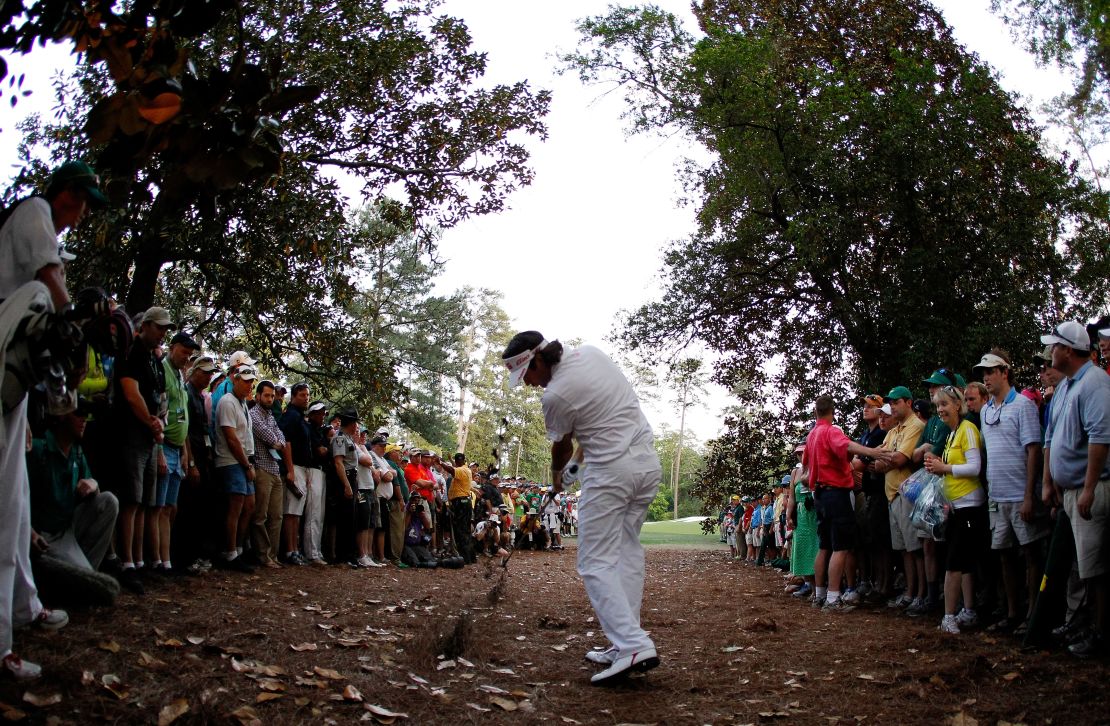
[152,332,199,574]
[28,402,119,575]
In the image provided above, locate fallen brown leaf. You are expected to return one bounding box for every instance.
[80,670,94,686]
[100,674,128,701]
[257,679,285,693]
[950,713,978,726]
[97,640,120,653]
[20,693,61,708]
[185,636,205,645]
[289,642,318,652]
[138,651,167,669]
[229,705,261,726]
[313,666,343,680]
[343,685,364,702]
[157,699,189,726]
[489,696,517,712]
[255,693,284,703]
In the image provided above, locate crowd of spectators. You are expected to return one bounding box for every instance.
[719,324,1110,659]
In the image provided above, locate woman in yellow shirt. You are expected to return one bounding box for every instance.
[924,385,988,635]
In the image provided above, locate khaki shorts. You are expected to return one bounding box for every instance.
[989,500,1050,550]
[889,494,922,553]
[1062,480,1110,580]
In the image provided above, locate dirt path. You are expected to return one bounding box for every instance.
[1,548,1104,724]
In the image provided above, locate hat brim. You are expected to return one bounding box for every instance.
[84,185,108,207]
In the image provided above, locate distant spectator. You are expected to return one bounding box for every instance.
[213,365,259,572]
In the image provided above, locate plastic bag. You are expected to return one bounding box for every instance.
[909,473,950,539]
[899,468,936,504]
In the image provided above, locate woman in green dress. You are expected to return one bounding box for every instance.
[787,442,819,599]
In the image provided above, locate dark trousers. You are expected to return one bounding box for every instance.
[172,437,220,566]
[450,498,475,563]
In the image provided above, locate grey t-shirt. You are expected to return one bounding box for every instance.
[214,394,254,468]
[1046,361,1110,489]
[332,432,359,472]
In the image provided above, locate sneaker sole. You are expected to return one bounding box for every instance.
[590,656,660,686]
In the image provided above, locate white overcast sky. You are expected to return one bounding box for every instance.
[0,0,1072,443]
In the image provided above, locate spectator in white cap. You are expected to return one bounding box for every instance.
[213,364,260,573]
[1098,325,1110,375]
[974,349,1046,634]
[502,330,661,685]
[1040,320,1110,657]
[209,349,256,437]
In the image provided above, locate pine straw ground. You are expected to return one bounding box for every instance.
[1,546,1107,725]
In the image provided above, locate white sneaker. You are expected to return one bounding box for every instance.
[939,615,960,634]
[2,654,41,681]
[585,646,618,665]
[842,589,861,605]
[357,556,374,568]
[590,647,659,685]
[367,559,386,568]
[956,608,978,628]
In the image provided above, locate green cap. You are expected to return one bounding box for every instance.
[886,385,913,401]
[922,368,957,387]
[47,161,108,206]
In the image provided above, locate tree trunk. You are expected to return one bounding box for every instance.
[125,241,165,314]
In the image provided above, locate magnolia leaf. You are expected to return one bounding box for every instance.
[98,640,121,653]
[489,696,517,712]
[157,699,189,726]
[290,643,318,652]
[343,685,364,702]
[20,693,61,708]
[255,693,284,703]
[313,666,343,680]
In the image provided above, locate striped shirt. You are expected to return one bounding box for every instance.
[981,388,1041,502]
[1045,361,1110,488]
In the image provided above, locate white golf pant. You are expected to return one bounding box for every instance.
[576,443,660,656]
[300,466,326,561]
[1,399,43,658]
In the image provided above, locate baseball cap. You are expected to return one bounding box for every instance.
[862,394,884,408]
[972,352,1009,372]
[47,160,108,206]
[189,355,218,374]
[922,368,957,387]
[730,494,740,502]
[169,331,200,350]
[1041,320,1090,351]
[879,403,892,416]
[307,400,327,414]
[384,444,401,455]
[140,306,177,329]
[228,350,256,368]
[780,475,791,487]
[370,435,387,446]
[885,385,913,401]
[1099,328,1110,341]
[1033,344,1053,365]
[235,365,259,381]
[912,399,931,416]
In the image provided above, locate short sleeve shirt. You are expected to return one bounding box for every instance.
[981,388,1042,502]
[1046,361,1110,488]
[448,465,474,500]
[332,432,359,472]
[882,415,925,501]
[803,419,854,489]
[0,197,61,299]
[214,393,254,468]
[113,341,164,440]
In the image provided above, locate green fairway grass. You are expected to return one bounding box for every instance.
[637,518,727,548]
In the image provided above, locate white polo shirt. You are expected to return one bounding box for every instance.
[0,197,62,299]
[541,345,654,466]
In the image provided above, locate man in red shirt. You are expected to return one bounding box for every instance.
[802,395,889,612]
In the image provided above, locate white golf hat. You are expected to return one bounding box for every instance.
[1040,321,1090,351]
[228,350,256,368]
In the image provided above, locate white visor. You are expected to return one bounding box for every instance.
[504,340,547,388]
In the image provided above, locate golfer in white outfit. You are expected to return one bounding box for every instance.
[503,331,661,685]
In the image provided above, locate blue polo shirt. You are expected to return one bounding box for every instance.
[750,505,763,527]
[1045,361,1110,488]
